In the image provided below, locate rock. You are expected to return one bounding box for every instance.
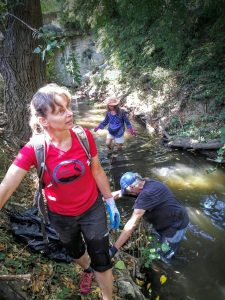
[117,276,147,300]
[117,279,136,299]
[81,71,92,84]
[88,86,98,98]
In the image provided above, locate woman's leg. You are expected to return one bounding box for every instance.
[115,135,124,150]
[106,132,114,149]
[106,138,113,149]
[48,211,93,293]
[80,196,113,299]
[95,268,113,300]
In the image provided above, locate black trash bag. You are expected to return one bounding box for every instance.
[9,206,73,263]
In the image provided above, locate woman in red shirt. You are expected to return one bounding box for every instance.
[0,83,120,300]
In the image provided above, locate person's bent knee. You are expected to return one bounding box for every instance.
[87,237,112,272]
[90,249,112,272]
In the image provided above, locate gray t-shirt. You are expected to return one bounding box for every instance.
[134,179,189,237]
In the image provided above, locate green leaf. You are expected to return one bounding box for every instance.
[161,243,170,253]
[114,260,126,270]
[46,44,52,51]
[149,254,156,260]
[33,46,42,54]
[220,127,225,143]
[0,252,5,260]
[50,40,58,47]
[150,248,156,253]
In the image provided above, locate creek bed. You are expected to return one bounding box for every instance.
[75,97,225,300]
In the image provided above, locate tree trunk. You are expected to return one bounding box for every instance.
[166,137,223,150]
[0,0,45,146]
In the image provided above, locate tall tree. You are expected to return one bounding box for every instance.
[0,0,45,144]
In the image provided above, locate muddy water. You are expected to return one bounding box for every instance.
[73,99,225,300]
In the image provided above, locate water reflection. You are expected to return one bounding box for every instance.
[153,163,225,192]
[74,98,225,300]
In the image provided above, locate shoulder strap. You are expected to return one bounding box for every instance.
[72,125,92,165]
[32,134,46,180]
[31,134,50,238]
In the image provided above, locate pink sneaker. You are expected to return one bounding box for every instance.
[79,271,94,294]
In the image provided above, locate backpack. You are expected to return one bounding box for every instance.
[32,125,91,244]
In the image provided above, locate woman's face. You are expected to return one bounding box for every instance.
[41,94,73,131]
[108,104,116,111]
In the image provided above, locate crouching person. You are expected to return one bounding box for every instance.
[110,172,189,260]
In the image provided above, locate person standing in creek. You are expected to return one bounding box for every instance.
[94,96,136,150]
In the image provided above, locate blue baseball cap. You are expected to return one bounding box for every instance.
[120,172,142,194]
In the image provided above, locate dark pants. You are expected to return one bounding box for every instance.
[48,195,112,272]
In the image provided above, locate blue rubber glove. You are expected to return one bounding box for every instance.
[105,197,120,230]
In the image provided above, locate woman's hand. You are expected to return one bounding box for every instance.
[105,197,120,230]
[129,128,136,136]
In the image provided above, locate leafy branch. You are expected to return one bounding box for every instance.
[33,28,66,61]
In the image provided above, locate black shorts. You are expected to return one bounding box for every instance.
[48,195,112,272]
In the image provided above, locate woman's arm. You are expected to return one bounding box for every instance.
[98,112,110,129]
[91,155,112,199]
[122,111,132,129]
[0,164,28,210]
[91,155,120,229]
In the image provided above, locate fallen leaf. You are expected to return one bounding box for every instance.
[160,274,167,285]
[135,278,145,286]
[93,287,101,294]
[147,282,151,290]
[61,276,75,289]
[114,260,126,270]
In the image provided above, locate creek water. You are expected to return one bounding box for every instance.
[73,98,225,300]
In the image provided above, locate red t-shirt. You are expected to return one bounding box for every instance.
[13,128,98,216]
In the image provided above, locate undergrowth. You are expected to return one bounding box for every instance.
[0,221,82,299]
[59,1,225,130]
[167,113,225,142]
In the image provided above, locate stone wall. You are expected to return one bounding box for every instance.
[54,35,105,87]
[42,11,105,87]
